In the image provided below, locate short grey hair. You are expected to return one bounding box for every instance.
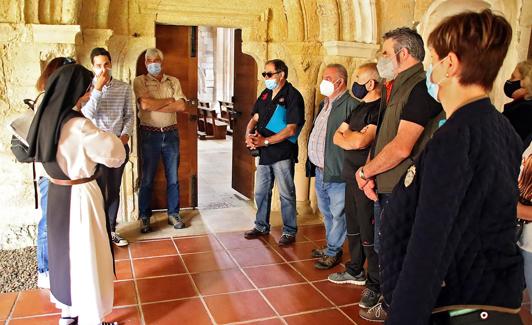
[383,27,425,62]
[358,62,383,84]
[326,63,348,85]
[145,48,164,61]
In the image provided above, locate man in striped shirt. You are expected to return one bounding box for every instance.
[81,47,134,247]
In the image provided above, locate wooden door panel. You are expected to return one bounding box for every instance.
[232,29,257,199]
[144,24,198,209]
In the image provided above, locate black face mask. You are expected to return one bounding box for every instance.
[352,81,369,99]
[504,79,521,98]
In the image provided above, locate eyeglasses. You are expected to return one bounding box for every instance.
[262,71,280,78]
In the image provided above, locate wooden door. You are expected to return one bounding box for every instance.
[232,29,257,199]
[136,24,198,210]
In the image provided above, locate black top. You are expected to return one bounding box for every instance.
[380,98,524,325]
[400,80,443,127]
[341,99,380,181]
[251,82,305,165]
[371,80,442,159]
[503,98,532,143]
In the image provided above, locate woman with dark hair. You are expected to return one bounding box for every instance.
[376,10,524,325]
[34,56,76,289]
[26,64,125,325]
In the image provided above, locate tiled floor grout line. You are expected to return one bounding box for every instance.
[125,244,146,325]
[213,233,289,325]
[171,237,218,325]
[4,292,20,324]
[260,233,358,324]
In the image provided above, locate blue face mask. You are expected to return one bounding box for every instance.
[265,79,278,90]
[426,56,448,103]
[147,63,162,76]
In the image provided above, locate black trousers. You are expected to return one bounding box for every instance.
[345,181,380,293]
[97,144,129,232]
[430,310,523,325]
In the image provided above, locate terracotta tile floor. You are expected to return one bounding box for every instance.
[1,224,531,324]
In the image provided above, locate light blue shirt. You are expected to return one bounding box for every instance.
[81,78,134,137]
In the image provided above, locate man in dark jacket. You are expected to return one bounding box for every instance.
[355,28,443,322]
[307,64,359,270]
[244,59,305,246]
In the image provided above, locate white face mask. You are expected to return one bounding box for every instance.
[93,67,112,78]
[377,57,396,80]
[320,79,336,97]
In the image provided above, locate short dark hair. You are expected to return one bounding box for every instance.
[428,9,512,91]
[90,47,112,64]
[383,27,425,62]
[265,59,289,79]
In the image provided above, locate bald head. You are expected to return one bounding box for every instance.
[356,63,381,84]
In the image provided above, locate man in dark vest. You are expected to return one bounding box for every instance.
[355,27,443,322]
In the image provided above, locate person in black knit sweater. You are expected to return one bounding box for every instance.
[378,10,524,325]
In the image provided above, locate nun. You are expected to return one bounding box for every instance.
[25,64,125,325]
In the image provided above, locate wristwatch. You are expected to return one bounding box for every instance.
[359,167,368,181]
[264,139,270,147]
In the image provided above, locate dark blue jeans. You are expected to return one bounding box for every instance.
[139,129,180,219]
[373,193,391,254]
[254,159,297,236]
[37,176,49,273]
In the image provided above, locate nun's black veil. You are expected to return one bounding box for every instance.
[26,64,93,162]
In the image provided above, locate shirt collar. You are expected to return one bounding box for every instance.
[325,89,347,109]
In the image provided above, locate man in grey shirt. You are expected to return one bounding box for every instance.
[81,47,134,247]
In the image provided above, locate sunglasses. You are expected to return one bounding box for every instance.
[262,71,280,78]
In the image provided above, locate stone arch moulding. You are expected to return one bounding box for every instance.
[320,0,380,59]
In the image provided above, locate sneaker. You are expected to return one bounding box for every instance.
[140,218,151,234]
[37,271,50,289]
[278,234,296,246]
[169,214,185,229]
[111,232,128,247]
[244,228,269,239]
[328,270,366,285]
[359,288,381,308]
[59,317,78,325]
[314,254,341,270]
[359,302,387,322]
[311,246,326,258]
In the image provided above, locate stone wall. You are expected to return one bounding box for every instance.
[0,0,530,249]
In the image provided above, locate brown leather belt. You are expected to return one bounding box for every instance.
[140,124,178,133]
[49,174,98,186]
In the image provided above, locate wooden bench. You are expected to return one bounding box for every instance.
[197,101,227,140]
[218,100,235,135]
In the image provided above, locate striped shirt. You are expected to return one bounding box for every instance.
[308,90,346,168]
[133,74,186,128]
[81,78,134,137]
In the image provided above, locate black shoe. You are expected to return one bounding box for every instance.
[359,288,382,308]
[140,218,151,234]
[244,228,269,239]
[169,214,185,229]
[278,234,296,246]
